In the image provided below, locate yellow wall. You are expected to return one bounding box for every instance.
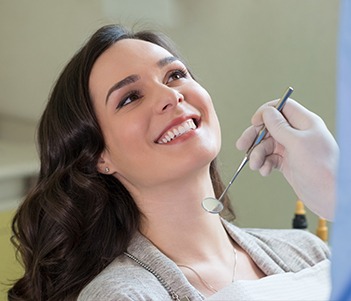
[0,210,22,301]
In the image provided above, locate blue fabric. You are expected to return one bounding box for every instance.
[331,0,351,300]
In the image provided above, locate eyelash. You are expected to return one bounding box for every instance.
[116,68,189,109]
[117,90,143,109]
[168,68,188,82]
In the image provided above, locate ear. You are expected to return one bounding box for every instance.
[96,150,114,175]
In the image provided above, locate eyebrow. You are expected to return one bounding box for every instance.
[157,56,179,67]
[105,74,140,104]
[105,56,180,104]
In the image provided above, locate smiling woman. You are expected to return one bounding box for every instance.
[90,38,221,192]
[7,24,338,301]
[7,24,230,301]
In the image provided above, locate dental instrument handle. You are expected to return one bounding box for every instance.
[246,86,294,156]
[217,86,294,203]
[217,156,249,202]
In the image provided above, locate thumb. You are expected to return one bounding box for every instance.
[262,106,297,146]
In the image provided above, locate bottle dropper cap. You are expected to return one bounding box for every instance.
[295,200,306,215]
[292,200,308,229]
[316,218,328,242]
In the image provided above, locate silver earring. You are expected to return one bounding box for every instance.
[105,167,110,173]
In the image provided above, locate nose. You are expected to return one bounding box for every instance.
[154,85,184,113]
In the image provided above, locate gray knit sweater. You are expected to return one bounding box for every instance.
[78,220,330,301]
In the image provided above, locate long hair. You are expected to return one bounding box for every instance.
[8,24,233,301]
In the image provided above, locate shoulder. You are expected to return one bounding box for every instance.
[79,231,199,301]
[246,227,330,257]
[223,220,330,273]
[78,255,170,301]
[245,227,330,272]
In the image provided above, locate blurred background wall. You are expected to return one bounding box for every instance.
[0,0,339,298]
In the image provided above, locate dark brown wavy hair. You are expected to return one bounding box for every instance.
[8,24,233,301]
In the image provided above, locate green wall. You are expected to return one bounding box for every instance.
[0,3,338,295]
[1,1,338,229]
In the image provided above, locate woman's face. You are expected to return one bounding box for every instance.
[89,38,221,192]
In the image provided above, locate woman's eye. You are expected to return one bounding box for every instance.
[117,90,142,109]
[167,69,188,83]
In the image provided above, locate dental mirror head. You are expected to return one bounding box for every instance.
[201,197,224,214]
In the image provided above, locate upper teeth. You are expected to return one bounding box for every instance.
[158,119,197,144]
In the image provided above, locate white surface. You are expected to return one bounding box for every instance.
[207,260,331,301]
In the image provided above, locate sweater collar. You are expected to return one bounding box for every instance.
[126,218,284,300]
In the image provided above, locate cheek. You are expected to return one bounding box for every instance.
[103,117,148,167]
[190,85,220,133]
[201,91,222,153]
[187,85,222,153]
[188,83,215,111]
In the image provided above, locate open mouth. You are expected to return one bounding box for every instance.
[156,118,199,144]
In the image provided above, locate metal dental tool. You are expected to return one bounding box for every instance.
[202,87,294,214]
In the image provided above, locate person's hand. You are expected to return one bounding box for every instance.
[236,98,339,221]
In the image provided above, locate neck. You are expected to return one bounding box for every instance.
[133,167,233,264]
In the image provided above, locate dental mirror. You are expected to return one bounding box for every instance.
[202,197,224,214]
[201,87,294,214]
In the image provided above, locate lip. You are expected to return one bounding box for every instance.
[154,115,201,144]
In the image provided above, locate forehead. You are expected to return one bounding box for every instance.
[89,39,174,97]
[94,39,173,73]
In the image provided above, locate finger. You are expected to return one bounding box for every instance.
[251,99,279,126]
[261,107,298,147]
[259,154,282,176]
[249,136,275,170]
[259,159,274,176]
[252,98,318,131]
[235,125,261,151]
[280,99,320,130]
